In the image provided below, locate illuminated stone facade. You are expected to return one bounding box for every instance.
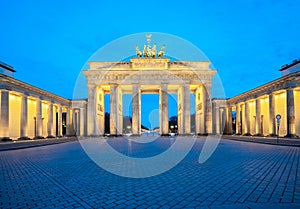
[214,61,300,137]
[0,65,86,140]
[0,62,87,140]
[2,56,299,140]
[83,58,216,136]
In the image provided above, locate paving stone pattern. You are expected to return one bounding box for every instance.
[0,137,300,209]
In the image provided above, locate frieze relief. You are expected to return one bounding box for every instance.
[88,73,213,84]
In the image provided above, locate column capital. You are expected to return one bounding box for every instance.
[0,89,10,92]
[87,83,97,89]
[286,87,295,91]
[160,83,168,88]
[20,93,28,98]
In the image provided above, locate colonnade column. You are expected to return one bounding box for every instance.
[73,109,79,135]
[286,88,295,137]
[178,85,190,134]
[87,84,96,136]
[212,102,216,134]
[20,94,28,137]
[132,85,141,135]
[245,102,250,134]
[194,86,203,134]
[215,106,220,134]
[204,85,212,134]
[110,85,119,135]
[118,88,123,135]
[227,107,232,134]
[268,94,275,136]
[0,90,9,138]
[255,99,261,135]
[97,88,105,135]
[80,108,85,136]
[47,103,54,137]
[160,84,169,135]
[235,104,240,134]
[66,108,71,135]
[183,85,191,134]
[220,107,226,134]
[36,99,42,137]
[57,105,62,136]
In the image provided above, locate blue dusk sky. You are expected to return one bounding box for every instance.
[1,0,300,128]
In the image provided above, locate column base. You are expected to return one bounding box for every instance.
[87,134,106,137]
[46,135,56,138]
[197,133,209,136]
[33,136,45,139]
[284,134,299,139]
[107,134,123,137]
[18,136,31,140]
[160,134,171,137]
[0,137,12,142]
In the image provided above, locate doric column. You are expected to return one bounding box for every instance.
[215,106,220,134]
[160,84,169,135]
[118,88,123,135]
[183,85,190,134]
[80,108,85,136]
[227,107,233,134]
[0,90,9,138]
[57,105,62,136]
[87,84,97,136]
[73,109,79,135]
[212,102,216,134]
[220,107,226,134]
[20,94,28,137]
[66,107,71,135]
[255,98,261,135]
[47,103,54,137]
[110,85,118,135]
[132,85,141,135]
[286,89,295,137]
[204,85,212,134]
[97,88,105,135]
[195,87,201,134]
[212,102,220,135]
[235,104,240,134]
[177,87,183,134]
[268,94,275,136]
[36,99,42,137]
[178,85,190,134]
[202,86,206,134]
[245,101,250,134]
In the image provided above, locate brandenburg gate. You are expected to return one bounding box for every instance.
[82,43,216,136]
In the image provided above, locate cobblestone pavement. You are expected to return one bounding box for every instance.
[222,135,300,147]
[0,137,300,209]
[0,137,78,151]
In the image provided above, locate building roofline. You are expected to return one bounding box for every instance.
[227,71,300,104]
[0,74,71,104]
[279,59,300,71]
[0,61,16,72]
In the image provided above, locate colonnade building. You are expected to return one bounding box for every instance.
[1,57,300,140]
[0,61,86,140]
[213,60,300,138]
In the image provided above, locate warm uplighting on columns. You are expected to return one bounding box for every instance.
[20,94,28,138]
[286,88,295,137]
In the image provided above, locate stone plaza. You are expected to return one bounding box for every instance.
[0,137,300,208]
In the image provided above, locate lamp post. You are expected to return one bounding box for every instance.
[275,114,281,144]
